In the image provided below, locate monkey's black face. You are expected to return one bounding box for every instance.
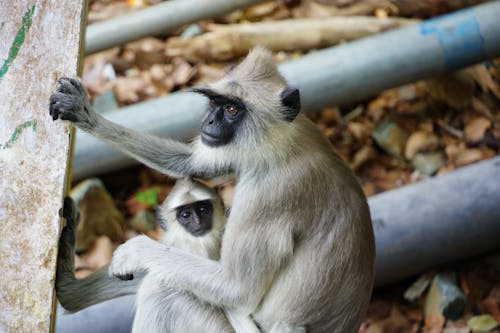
[192,88,247,147]
[175,200,213,237]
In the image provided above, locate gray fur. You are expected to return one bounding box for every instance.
[56,180,240,333]
[51,47,375,332]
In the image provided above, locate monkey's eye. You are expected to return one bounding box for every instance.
[209,99,216,107]
[180,210,191,219]
[225,106,238,116]
[197,204,212,215]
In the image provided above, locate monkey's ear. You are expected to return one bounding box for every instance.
[280,87,301,122]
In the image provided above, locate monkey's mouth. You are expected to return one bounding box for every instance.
[191,227,210,237]
[201,132,224,147]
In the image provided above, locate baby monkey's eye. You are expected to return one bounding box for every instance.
[209,99,216,107]
[226,106,238,116]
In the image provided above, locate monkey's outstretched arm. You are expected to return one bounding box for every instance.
[49,78,228,178]
[109,229,292,312]
[57,197,142,312]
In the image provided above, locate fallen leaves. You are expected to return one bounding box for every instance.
[464,117,492,143]
[405,131,440,160]
[467,315,499,332]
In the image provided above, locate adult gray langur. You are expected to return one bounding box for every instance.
[57,178,258,333]
[50,47,375,333]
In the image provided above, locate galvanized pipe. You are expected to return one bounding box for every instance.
[85,0,266,54]
[57,157,500,332]
[74,1,500,179]
[371,156,500,286]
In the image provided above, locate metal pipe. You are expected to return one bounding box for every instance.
[371,156,500,286]
[280,0,500,110]
[57,157,500,332]
[85,0,266,54]
[74,1,500,179]
[56,296,135,333]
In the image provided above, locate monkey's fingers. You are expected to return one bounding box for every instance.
[115,273,134,281]
[49,93,62,120]
[62,197,79,225]
[57,77,80,96]
[58,197,80,246]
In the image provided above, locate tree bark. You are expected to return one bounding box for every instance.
[0,1,87,332]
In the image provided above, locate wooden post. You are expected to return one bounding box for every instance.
[0,1,87,332]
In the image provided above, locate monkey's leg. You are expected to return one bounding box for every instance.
[268,323,306,333]
[134,276,236,333]
[56,197,141,312]
[49,78,228,178]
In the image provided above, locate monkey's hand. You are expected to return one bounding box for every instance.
[109,235,164,281]
[59,196,80,249]
[49,77,97,131]
[56,197,80,301]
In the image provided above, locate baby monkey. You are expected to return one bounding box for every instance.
[57,178,256,333]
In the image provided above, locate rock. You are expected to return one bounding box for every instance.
[412,152,445,176]
[372,119,409,158]
[70,178,126,253]
[424,272,467,322]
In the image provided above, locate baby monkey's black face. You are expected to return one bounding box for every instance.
[175,200,213,236]
[192,88,247,147]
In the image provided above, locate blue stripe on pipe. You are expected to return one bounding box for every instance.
[420,9,485,71]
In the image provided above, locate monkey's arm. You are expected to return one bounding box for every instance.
[56,198,142,312]
[49,78,228,178]
[109,230,292,312]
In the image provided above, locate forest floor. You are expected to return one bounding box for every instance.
[72,1,500,332]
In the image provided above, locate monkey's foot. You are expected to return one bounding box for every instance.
[109,235,162,280]
[49,77,94,128]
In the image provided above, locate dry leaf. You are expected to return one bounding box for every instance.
[468,65,500,99]
[351,145,377,171]
[170,58,197,87]
[348,121,373,142]
[464,117,492,142]
[424,71,475,109]
[453,148,483,166]
[320,108,342,125]
[114,75,151,104]
[125,37,166,70]
[405,131,440,159]
[481,298,500,323]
